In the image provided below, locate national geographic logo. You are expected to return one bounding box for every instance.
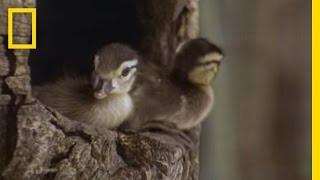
[7,8,36,49]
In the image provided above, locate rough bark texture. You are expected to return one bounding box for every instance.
[0,0,201,179]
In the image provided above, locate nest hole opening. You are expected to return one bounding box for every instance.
[29,0,141,85]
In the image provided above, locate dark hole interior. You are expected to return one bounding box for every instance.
[29,0,140,85]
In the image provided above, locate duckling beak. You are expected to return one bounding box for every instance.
[94,90,107,99]
[92,78,114,99]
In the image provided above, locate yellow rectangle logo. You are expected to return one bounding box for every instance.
[8,8,36,49]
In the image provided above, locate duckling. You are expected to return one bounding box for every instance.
[123,38,223,130]
[33,43,139,129]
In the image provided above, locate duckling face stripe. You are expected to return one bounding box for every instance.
[199,52,223,64]
[117,59,138,76]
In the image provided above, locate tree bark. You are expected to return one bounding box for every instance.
[0,0,202,179]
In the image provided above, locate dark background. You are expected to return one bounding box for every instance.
[29,0,140,84]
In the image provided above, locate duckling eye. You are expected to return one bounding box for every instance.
[121,67,131,77]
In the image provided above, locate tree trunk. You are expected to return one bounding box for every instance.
[0,0,202,179]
